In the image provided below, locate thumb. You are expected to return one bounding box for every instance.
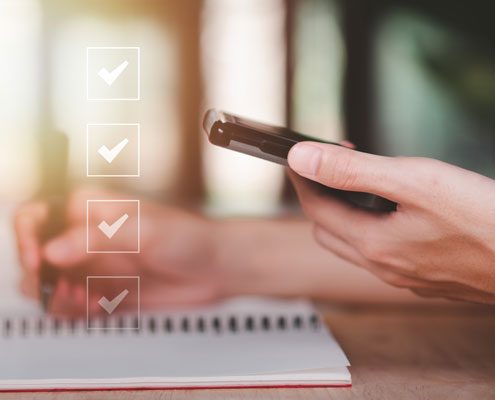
[288,142,406,202]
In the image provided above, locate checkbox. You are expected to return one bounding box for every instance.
[87,200,140,253]
[87,47,140,101]
[87,276,140,330]
[87,123,140,177]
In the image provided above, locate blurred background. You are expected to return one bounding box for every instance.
[1,0,495,216]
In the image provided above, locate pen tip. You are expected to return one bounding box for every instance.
[40,284,52,312]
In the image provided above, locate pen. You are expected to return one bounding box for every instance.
[38,132,69,311]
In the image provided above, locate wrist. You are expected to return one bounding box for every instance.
[209,219,268,298]
[210,219,317,299]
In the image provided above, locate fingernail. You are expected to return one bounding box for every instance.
[288,143,322,175]
[44,239,72,263]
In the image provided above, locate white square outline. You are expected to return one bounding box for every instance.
[86,123,141,177]
[86,46,141,101]
[86,276,140,331]
[86,199,140,253]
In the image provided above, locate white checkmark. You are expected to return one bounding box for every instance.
[98,213,129,239]
[97,138,129,164]
[98,60,129,86]
[98,289,129,314]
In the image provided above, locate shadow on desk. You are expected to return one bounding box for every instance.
[1,304,494,400]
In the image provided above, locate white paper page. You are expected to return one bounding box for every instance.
[0,298,349,381]
[0,209,350,386]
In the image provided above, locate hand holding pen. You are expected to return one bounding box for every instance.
[14,132,69,311]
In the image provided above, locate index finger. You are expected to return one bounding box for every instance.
[288,170,385,245]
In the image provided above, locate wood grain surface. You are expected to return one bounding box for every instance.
[2,304,494,400]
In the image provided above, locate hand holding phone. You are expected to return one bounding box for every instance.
[203,109,396,212]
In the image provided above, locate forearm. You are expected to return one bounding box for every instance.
[213,218,434,304]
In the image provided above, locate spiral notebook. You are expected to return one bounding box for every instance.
[0,297,350,391]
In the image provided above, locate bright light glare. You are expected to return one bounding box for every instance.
[202,0,286,215]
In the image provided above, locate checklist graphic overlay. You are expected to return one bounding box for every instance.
[86,47,140,101]
[87,123,140,177]
[87,276,140,330]
[87,200,140,253]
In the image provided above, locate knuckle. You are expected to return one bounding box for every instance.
[402,157,447,196]
[416,159,442,185]
[401,156,440,173]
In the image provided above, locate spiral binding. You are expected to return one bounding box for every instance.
[1,313,321,338]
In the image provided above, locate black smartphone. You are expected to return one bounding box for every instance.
[203,109,396,212]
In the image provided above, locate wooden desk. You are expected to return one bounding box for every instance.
[2,305,494,399]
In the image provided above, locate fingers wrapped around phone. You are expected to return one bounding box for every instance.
[288,171,433,290]
[288,170,385,250]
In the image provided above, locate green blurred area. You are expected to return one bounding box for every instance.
[376,8,495,176]
[294,0,495,177]
[2,0,495,202]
